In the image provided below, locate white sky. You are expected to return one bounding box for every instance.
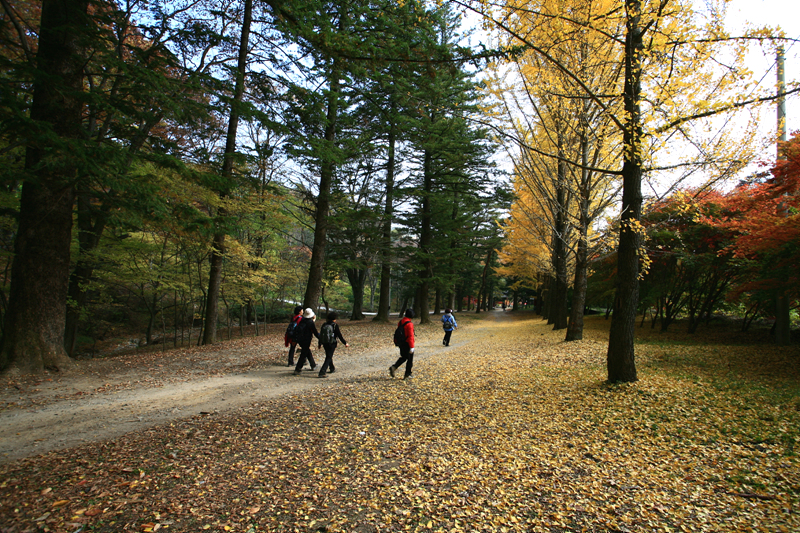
[461,1,800,187]
[715,0,800,178]
[724,0,800,137]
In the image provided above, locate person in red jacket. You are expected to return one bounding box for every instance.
[389,308,416,380]
[284,306,303,366]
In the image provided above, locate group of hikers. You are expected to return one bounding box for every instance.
[282,305,458,380]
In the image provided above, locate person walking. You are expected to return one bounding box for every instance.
[389,308,415,380]
[441,308,457,346]
[284,305,303,366]
[292,308,319,375]
[317,312,349,378]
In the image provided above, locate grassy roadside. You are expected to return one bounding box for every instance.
[1,312,798,532]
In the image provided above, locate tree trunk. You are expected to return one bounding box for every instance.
[607,0,644,383]
[566,136,591,342]
[566,226,589,341]
[347,268,367,320]
[551,139,570,330]
[202,0,252,345]
[374,109,396,323]
[476,248,492,313]
[145,292,159,345]
[304,56,342,310]
[543,275,554,324]
[202,231,225,344]
[417,149,433,324]
[1,0,92,373]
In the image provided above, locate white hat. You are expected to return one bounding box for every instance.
[303,308,316,319]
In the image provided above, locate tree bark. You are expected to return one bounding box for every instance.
[202,0,252,344]
[1,0,92,373]
[566,136,591,342]
[374,110,396,322]
[551,137,570,330]
[347,267,367,320]
[304,60,342,311]
[417,149,433,324]
[607,0,643,383]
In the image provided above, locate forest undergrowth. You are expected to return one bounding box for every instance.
[1,312,798,533]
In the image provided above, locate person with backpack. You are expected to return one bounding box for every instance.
[284,305,303,366]
[389,308,416,380]
[317,312,349,378]
[441,308,458,346]
[292,308,319,375]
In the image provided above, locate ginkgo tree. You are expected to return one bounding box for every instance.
[496,178,553,296]
[462,0,796,381]
[485,0,623,339]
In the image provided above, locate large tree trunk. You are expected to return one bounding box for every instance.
[374,111,396,322]
[551,135,570,330]
[566,214,589,341]
[476,248,492,313]
[347,268,367,320]
[1,0,92,373]
[202,230,226,344]
[203,0,252,344]
[417,149,433,324]
[566,136,591,342]
[607,0,643,383]
[304,61,342,311]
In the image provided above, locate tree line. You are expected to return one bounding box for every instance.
[484,0,798,382]
[2,0,796,380]
[0,0,509,373]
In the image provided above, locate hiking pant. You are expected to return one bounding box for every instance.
[287,343,298,365]
[319,343,337,375]
[294,345,316,372]
[443,330,453,346]
[392,343,414,378]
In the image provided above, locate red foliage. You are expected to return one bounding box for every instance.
[700,132,800,298]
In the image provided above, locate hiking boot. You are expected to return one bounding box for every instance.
[318,373,327,378]
[293,370,301,376]
[389,365,396,378]
[404,374,412,381]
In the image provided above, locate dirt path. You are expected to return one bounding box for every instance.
[0,313,501,464]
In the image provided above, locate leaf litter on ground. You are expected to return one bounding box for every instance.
[1,312,798,532]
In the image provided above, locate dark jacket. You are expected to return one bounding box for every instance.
[318,322,347,348]
[296,317,320,348]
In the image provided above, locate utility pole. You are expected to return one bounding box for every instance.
[774,44,791,345]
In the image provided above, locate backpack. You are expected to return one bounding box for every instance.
[294,318,311,344]
[320,323,336,345]
[393,322,406,346]
[442,315,454,330]
[285,316,301,341]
